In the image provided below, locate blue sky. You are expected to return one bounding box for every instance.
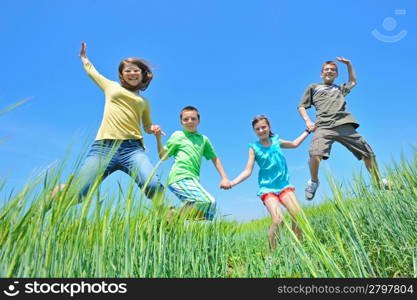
[1,0,416,222]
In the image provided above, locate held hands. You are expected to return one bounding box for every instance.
[220,179,232,190]
[306,120,316,133]
[150,124,166,136]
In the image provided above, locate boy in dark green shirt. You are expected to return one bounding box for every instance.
[298,57,382,200]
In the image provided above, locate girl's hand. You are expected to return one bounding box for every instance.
[220,179,232,190]
[79,42,89,64]
[80,42,87,58]
[150,124,166,136]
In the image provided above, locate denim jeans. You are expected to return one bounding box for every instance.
[76,139,163,199]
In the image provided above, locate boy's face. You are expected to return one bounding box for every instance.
[320,64,338,84]
[181,110,200,133]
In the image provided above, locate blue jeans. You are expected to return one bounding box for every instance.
[76,139,163,199]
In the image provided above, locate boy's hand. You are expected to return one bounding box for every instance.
[220,179,232,190]
[336,57,351,64]
[306,120,316,132]
[150,124,166,136]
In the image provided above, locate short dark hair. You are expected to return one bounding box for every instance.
[252,115,274,137]
[180,106,200,120]
[118,58,153,91]
[321,61,338,72]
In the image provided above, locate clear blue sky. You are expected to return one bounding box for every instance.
[1,0,416,221]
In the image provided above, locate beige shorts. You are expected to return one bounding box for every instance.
[309,124,375,160]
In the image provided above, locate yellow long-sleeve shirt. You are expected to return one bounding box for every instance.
[83,61,152,146]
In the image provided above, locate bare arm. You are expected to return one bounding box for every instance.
[280,130,310,149]
[230,148,255,187]
[336,57,357,87]
[298,107,315,132]
[156,134,169,161]
[211,157,231,189]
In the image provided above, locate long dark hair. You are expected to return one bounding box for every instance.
[252,115,274,137]
[118,58,153,91]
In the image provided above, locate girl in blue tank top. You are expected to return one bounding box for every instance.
[229,115,311,251]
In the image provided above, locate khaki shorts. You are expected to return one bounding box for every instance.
[309,124,375,160]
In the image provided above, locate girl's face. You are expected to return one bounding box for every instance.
[121,63,143,88]
[253,119,270,139]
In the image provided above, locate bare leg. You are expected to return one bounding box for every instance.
[263,195,283,252]
[280,191,303,240]
[51,184,67,198]
[363,155,381,186]
[309,155,322,182]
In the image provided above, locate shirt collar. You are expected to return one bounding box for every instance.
[183,129,201,137]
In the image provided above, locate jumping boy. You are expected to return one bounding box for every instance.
[156,106,231,220]
[298,57,383,200]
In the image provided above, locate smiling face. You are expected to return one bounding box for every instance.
[253,119,271,140]
[181,110,200,133]
[320,63,338,84]
[121,63,143,89]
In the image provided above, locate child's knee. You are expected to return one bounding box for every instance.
[271,216,283,226]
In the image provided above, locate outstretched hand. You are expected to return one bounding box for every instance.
[336,57,351,64]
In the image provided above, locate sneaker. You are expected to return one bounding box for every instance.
[380,178,403,190]
[381,178,391,190]
[305,179,319,200]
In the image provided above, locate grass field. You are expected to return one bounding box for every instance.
[0,151,416,278]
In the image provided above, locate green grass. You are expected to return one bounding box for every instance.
[0,152,416,277]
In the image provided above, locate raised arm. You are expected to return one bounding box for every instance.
[280,130,310,149]
[230,148,255,187]
[79,42,112,90]
[336,57,357,87]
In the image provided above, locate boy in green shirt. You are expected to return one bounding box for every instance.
[156,106,231,220]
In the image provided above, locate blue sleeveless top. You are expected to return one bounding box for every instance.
[249,135,293,196]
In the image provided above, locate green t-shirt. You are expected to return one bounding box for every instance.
[164,130,217,185]
[298,83,359,129]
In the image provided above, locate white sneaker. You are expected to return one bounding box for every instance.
[305,179,319,200]
[382,178,390,190]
